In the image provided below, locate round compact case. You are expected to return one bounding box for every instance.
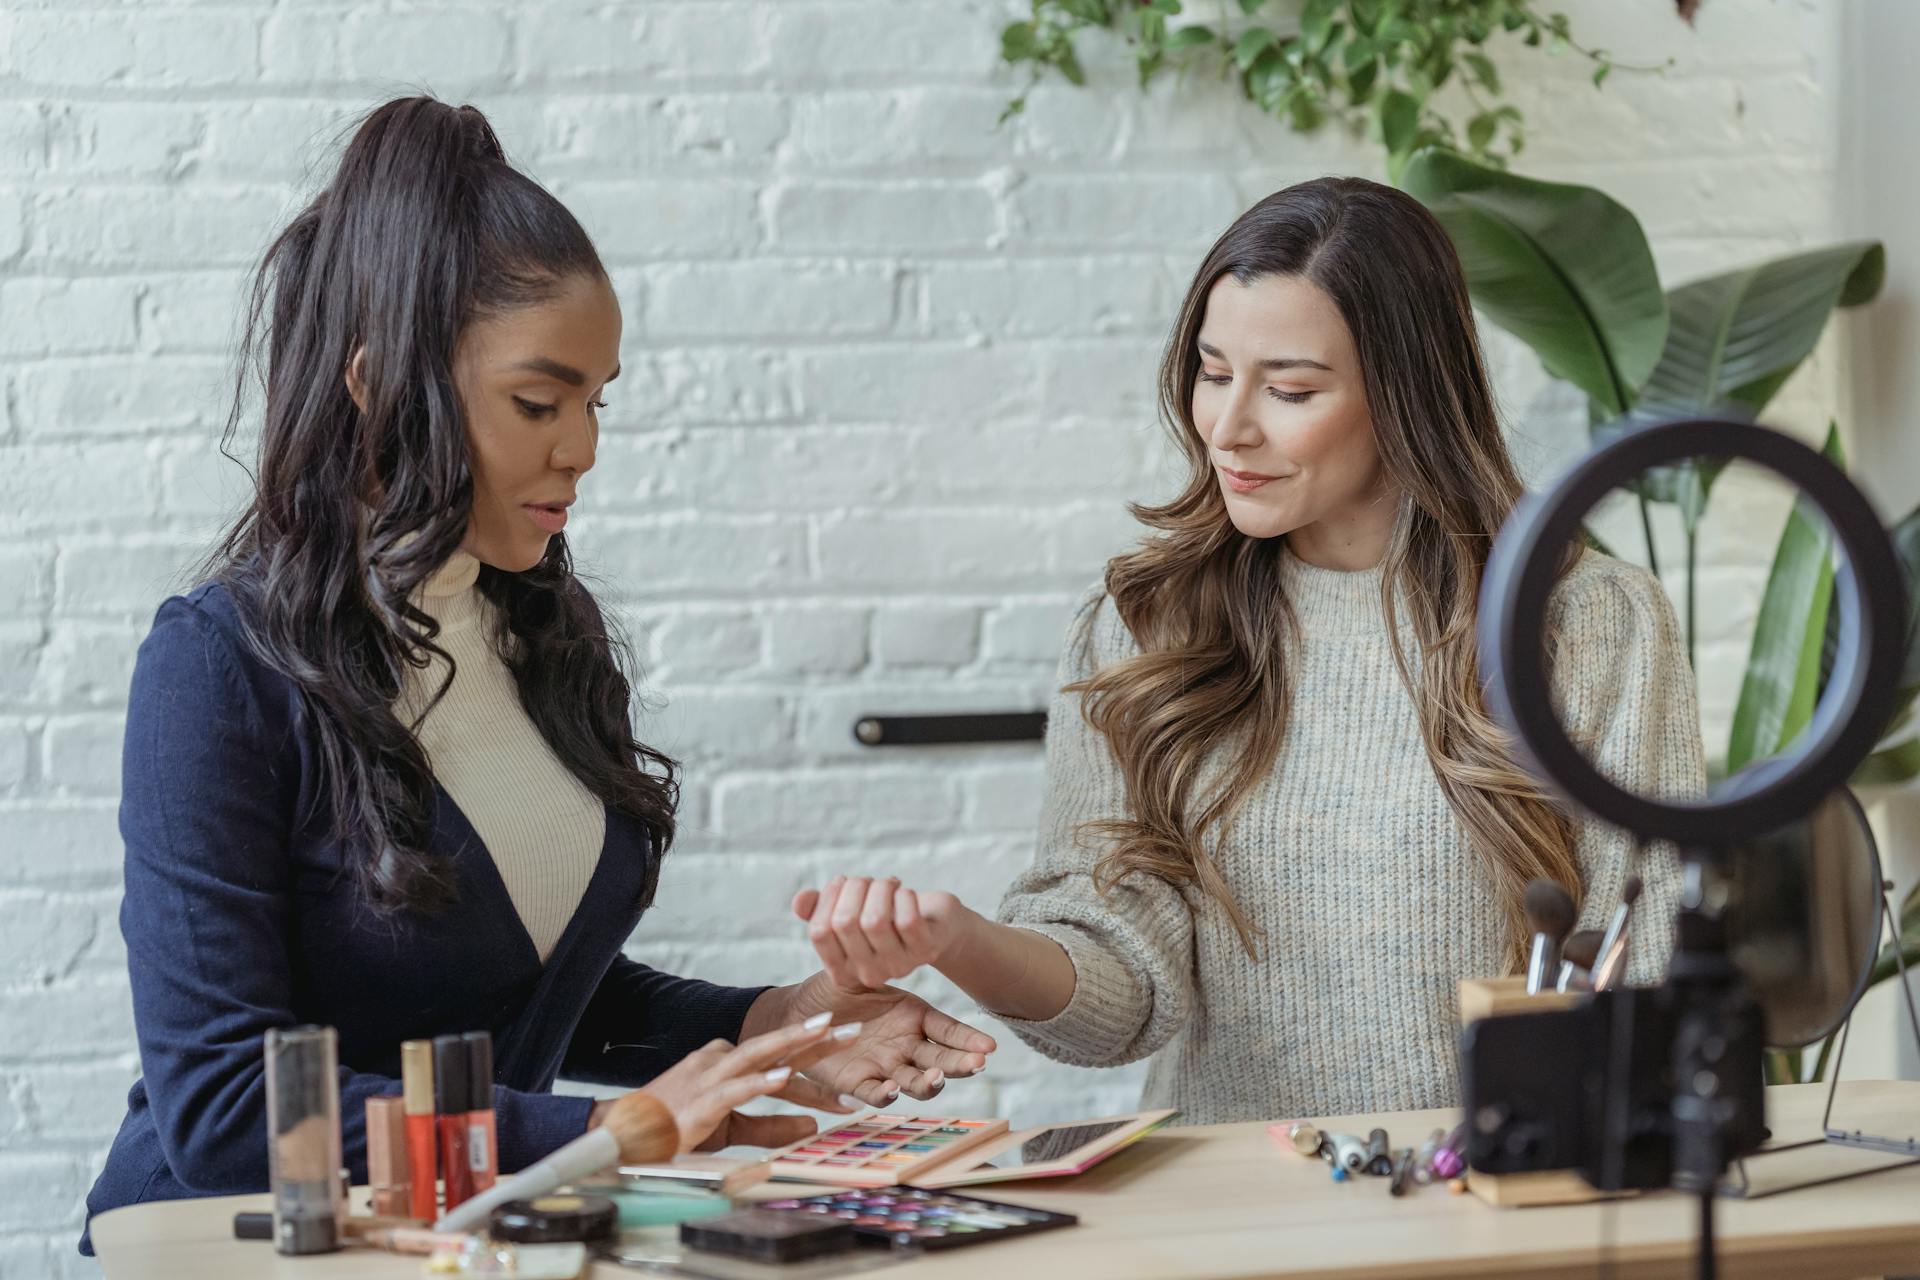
[489,1193,618,1244]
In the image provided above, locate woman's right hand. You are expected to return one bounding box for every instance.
[792,875,976,990]
[590,1014,846,1153]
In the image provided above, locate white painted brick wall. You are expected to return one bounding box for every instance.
[0,0,1853,1269]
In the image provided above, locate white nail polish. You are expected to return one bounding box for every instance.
[802,1012,832,1031]
[830,1022,863,1041]
[765,1066,793,1084]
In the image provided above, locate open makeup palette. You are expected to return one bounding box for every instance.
[765,1109,1176,1189]
[767,1116,1008,1187]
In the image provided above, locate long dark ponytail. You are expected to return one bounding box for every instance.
[206,96,675,913]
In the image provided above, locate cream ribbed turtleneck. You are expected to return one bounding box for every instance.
[394,550,607,962]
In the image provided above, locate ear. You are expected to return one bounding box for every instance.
[344,346,368,413]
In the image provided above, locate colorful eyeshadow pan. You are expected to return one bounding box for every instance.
[765,1115,1013,1188]
[757,1188,1077,1252]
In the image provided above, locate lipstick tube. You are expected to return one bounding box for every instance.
[401,1040,438,1220]
[264,1025,344,1255]
[463,1031,497,1194]
[365,1095,411,1217]
[433,1035,474,1211]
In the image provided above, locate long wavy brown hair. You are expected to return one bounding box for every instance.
[1076,177,1580,969]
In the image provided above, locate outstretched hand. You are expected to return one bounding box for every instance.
[776,969,996,1107]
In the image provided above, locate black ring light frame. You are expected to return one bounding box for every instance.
[1479,417,1908,849]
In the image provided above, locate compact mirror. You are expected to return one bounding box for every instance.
[1722,786,1885,1049]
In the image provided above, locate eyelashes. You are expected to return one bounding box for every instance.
[514,397,610,419]
[1195,373,1313,404]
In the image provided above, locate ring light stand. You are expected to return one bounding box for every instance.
[1467,419,1913,1280]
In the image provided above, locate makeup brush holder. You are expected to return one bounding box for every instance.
[1455,978,1629,1208]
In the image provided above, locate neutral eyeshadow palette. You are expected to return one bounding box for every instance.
[757,1186,1079,1251]
[765,1115,1010,1187]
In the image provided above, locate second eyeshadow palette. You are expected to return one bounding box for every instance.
[767,1115,1011,1187]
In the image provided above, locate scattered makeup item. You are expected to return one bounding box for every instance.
[435,1090,675,1234]
[359,1225,473,1256]
[912,1109,1176,1187]
[421,1240,586,1278]
[680,1208,857,1265]
[464,1031,498,1194]
[401,1039,440,1220]
[1413,1128,1446,1184]
[1389,1147,1417,1196]
[264,1024,345,1255]
[592,1188,734,1230]
[765,1114,1009,1188]
[489,1194,617,1245]
[607,1152,771,1198]
[1590,874,1644,991]
[1448,1177,1468,1195]
[1282,1120,1324,1157]
[366,1095,411,1217]
[1523,878,1576,995]
[1320,1131,1370,1177]
[434,1035,475,1213]
[1430,1125,1467,1181]
[1364,1127,1392,1176]
[232,1211,421,1242]
[756,1187,1080,1252]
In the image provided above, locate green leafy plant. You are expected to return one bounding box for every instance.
[1401,147,1916,1080]
[998,0,1654,176]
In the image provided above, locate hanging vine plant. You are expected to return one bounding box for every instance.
[999,0,1668,176]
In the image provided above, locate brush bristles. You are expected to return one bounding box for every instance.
[1523,877,1576,940]
[1562,928,1604,969]
[605,1092,680,1163]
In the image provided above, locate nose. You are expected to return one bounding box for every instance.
[550,404,598,477]
[1206,382,1265,455]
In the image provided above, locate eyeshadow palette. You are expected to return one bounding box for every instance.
[766,1115,1009,1187]
[758,1187,1078,1252]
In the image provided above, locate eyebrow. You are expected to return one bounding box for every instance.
[1196,340,1331,373]
[507,357,621,386]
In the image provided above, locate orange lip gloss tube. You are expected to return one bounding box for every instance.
[400,1040,439,1220]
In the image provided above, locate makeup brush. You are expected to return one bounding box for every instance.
[1523,879,1576,995]
[1556,928,1604,993]
[1590,874,1643,991]
[433,1092,679,1234]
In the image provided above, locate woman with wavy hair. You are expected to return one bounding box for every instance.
[796,178,1702,1124]
[81,96,992,1252]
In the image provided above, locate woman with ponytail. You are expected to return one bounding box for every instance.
[81,97,991,1251]
[795,179,1703,1126]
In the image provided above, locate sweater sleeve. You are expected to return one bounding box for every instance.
[560,957,767,1086]
[120,598,593,1192]
[993,586,1199,1068]
[1549,555,1707,986]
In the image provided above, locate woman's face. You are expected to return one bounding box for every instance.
[452,272,621,573]
[1189,272,1399,566]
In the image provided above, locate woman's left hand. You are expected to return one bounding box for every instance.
[744,974,997,1107]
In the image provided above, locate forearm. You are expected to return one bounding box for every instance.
[937,909,1078,1022]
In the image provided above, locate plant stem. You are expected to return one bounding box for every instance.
[1637,491,1662,581]
[1685,519,1698,669]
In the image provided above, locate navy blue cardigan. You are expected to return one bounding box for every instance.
[81,583,764,1253]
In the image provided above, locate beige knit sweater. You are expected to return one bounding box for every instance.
[996,544,1704,1125]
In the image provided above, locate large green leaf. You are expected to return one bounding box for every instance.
[1631,242,1884,423]
[1400,147,1667,417]
[1728,424,1845,772]
[1830,502,1920,785]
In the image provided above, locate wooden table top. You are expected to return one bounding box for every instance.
[91,1081,1920,1280]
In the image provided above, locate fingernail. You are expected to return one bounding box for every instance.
[803,1012,832,1031]
[764,1066,792,1085]
[838,1094,864,1110]
[885,1084,901,1099]
[830,1022,863,1041]
[928,1070,945,1086]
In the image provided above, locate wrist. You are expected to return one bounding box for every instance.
[934,902,990,974]
[740,983,797,1041]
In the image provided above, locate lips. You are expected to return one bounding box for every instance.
[1219,466,1283,494]
[523,502,570,534]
